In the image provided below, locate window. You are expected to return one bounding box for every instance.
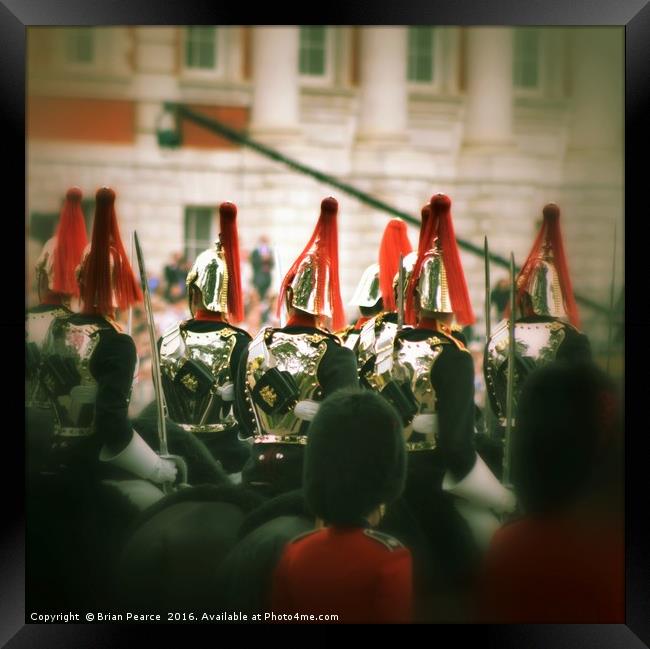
[185,27,217,70]
[64,28,95,64]
[408,27,436,83]
[513,28,541,89]
[184,207,214,261]
[299,27,327,76]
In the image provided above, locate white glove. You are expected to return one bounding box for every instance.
[294,400,320,421]
[100,432,177,485]
[412,413,439,435]
[217,382,235,402]
[442,453,517,514]
[147,457,178,485]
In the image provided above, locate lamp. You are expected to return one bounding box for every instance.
[156,102,182,148]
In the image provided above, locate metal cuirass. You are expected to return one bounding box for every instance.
[245,328,328,440]
[26,307,70,408]
[159,323,238,433]
[357,312,406,374]
[40,317,110,437]
[485,319,568,424]
[392,336,448,447]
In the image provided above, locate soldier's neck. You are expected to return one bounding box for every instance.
[417,315,441,330]
[40,292,65,307]
[194,309,225,323]
[355,314,373,329]
[287,312,318,328]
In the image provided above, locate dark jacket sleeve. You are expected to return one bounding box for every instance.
[233,346,258,438]
[90,331,137,455]
[431,345,476,480]
[229,331,253,382]
[317,341,359,396]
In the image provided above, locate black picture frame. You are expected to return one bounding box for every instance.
[8,1,649,645]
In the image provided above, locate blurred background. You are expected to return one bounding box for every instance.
[26,26,624,414]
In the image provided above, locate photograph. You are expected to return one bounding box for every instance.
[11,7,643,643]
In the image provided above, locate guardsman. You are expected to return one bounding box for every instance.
[484,203,592,435]
[271,388,412,623]
[158,202,252,476]
[39,187,177,486]
[27,187,88,477]
[375,194,514,587]
[342,217,412,369]
[356,210,424,397]
[235,197,358,497]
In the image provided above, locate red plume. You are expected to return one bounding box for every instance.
[277,197,345,330]
[405,203,437,324]
[52,187,88,296]
[219,202,244,323]
[81,187,142,315]
[516,203,580,327]
[379,218,412,311]
[405,195,475,326]
[434,195,475,326]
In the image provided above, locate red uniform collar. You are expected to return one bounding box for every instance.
[40,292,65,306]
[417,316,454,337]
[287,312,318,328]
[194,309,226,323]
[354,315,372,329]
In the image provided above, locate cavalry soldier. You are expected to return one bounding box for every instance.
[27,187,88,476]
[38,187,177,486]
[356,211,423,387]
[370,194,514,588]
[158,202,252,476]
[235,197,358,497]
[271,388,411,623]
[342,217,413,362]
[30,187,179,612]
[27,187,88,410]
[484,203,592,434]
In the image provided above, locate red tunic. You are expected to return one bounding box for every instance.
[475,513,624,623]
[271,526,413,624]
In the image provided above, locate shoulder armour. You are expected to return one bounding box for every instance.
[434,322,468,352]
[289,528,319,545]
[104,316,124,333]
[363,528,405,551]
[317,330,342,346]
[161,321,182,341]
[335,324,355,342]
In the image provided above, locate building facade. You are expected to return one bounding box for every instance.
[27,26,623,346]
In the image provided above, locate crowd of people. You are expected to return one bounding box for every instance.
[25,186,623,623]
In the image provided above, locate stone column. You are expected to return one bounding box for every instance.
[463,27,514,147]
[132,27,180,150]
[357,27,408,142]
[249,27,300,137]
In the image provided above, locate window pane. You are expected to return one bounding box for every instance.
[513,28,540,88]
[185,27,217,69]
[299,26,326,76]
[184,208,213,260]
[408,27,434,83]
[65,28,94,64]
